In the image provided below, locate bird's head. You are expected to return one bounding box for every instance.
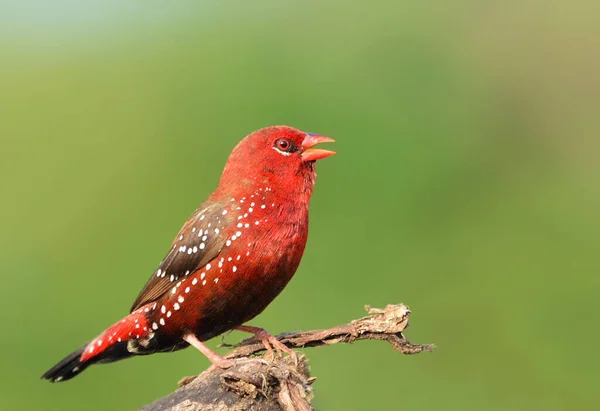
[215,126,335,197]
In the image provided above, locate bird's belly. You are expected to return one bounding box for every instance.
[156,229,307,341]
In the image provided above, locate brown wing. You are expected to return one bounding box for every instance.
[130,201,230,312]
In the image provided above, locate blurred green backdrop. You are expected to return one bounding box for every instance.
[1,1,598,410]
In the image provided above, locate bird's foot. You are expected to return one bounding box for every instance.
[184,333,269,373]
[236,325,298,365]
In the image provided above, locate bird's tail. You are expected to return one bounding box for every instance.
[41,344,90,382]
[41,304,153,382]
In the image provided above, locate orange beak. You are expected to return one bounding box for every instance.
[301,133,336,162]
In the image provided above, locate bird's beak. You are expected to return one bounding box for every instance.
[301,133,336,162]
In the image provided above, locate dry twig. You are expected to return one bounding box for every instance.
[141,304,434,411]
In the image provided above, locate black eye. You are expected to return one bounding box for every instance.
[274,138,294,152]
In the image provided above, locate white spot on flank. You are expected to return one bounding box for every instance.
[118,337,122,342]
[238,216,243,220]
[251,202,255,207]
[244,213,248,218]
[167,311,172,318]
[202,235,208,241]
[226,240,232,246]
[245,223,250,228]
[156,269,162,277]
[222,210,228,215]
[192,227,196,232]
[214,278,219,283]
[228,257,233,262]
[206,263,212,270]
[172,287,177,294]
[152,322,158,330]
[192,278,198,285]
[201,272,206,280]
[136,323,140,328]
[231,235,237,241]
[178,296,184,303]
[97,340,103,346]
[237,223,243,228]
[159,318,165,326]
[200,215,205,220]
[255,221,260,225]
[161,305,166,314]
[179,235,183,240]
[233,266,237,272]
[185,270,190,275]
[236,231,242,237]
[202,280,207,285]
[193,246,198,253]
[170,275,175,282]
[236,255,241,260]
[261,205,266,209]
[187,248,192,254]
[174,302,180,310]
[89,346,94,353]
[215,228,220,234]
[185,286,190,293]
[200,243,206,249]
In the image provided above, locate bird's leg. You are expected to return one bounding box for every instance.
[236,325,297,362]
[183,334,266,371]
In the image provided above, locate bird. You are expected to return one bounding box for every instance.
[41,126,334,383]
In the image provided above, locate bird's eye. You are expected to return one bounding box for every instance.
[274,138,294,153]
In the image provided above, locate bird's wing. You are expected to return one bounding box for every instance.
[130,201,229,312]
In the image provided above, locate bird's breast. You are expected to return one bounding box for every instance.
[153,188,310,340]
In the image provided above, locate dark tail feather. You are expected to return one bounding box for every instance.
[41,345,90,383]
[41,342,134,383]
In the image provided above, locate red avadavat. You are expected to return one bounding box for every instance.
[42,126,334,382]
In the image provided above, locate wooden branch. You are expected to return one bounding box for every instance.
[141,304,434,411]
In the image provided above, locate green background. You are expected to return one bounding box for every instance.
[1,1,598,410]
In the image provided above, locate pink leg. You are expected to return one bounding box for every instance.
[183,334,236,368]
[236,325,296,359]
[183,333,267,371]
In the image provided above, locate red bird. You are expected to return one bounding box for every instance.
[42,126,334,382]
